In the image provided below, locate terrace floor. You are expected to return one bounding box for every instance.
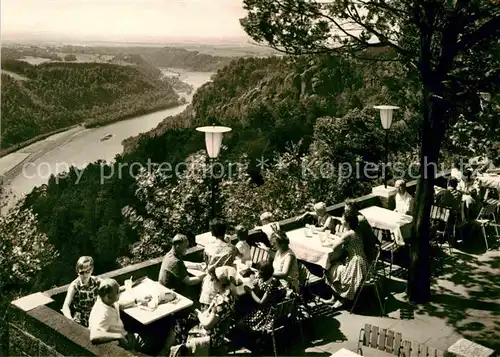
[231,240,500,356]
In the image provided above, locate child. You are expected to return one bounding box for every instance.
[235,225,251,263]
[88,278,172,354]
[61,256,101,327]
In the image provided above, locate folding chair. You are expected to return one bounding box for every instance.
[350,247,385,315]
[429,205,453,255]
[297,262,325,319]
[473,203,500,250]
[239,298,300,357]
[372,227,398,280]
[267,298,301,357]
[400,340,448,357]
[357,323,402,356]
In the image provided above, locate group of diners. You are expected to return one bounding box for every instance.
[434,160,500,244]
[60,197,388,355]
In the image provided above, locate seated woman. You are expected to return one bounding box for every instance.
[271,230,300,294]
[323,211,368,309]
[343,200,378,265]
[61,256,101,327]
[242,262,286,333]
[297,202,334,232]
[183,266,239,354]
[200,218,237,306]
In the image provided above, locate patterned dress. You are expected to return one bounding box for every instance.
[243,277,286,332]
[326,230,368,301]
[273,249,300,293]
[187,289,236,349]
[70,276,100,327]
[199,238,236,305]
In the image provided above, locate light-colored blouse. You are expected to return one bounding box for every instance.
[272,249,300,293]
[199,238,236,305]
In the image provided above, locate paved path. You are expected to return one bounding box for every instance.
[1,69,29,81]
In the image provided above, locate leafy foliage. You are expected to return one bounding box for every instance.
[0,201,57,291]
[0,60,180,149]
[23,161,139,289]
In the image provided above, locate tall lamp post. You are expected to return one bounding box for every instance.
[374,105,399,188]
[196,125,232,218]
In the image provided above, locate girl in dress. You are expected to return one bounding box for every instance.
[323,211,368,309]
[297,202,334,232]
[243,262,286,333]
[61,256,101,327]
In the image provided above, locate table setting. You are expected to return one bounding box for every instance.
[286,226,342,268]
[119,277,193,325]
[359,206,413,246]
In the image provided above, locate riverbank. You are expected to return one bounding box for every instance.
[0,124,82,158]
[1,71,213,213]
[0,97,185,158]
[0,126,85,185]
[83,98,186,128]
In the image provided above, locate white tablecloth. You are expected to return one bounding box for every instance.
[286,228,336,268]
[330,348,362,357]
[120,278,193,325]
[359,206,413,246]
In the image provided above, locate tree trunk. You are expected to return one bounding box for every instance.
[407,93,446,304]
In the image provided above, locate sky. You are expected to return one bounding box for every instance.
[1,0,250,42]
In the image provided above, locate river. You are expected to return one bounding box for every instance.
[1,70,213,208]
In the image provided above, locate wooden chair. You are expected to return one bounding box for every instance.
[429,205,452,250]
[250,245,271,266]
[400,340,450,357]
[357,323,402,356]
[350,247,385,315]
[429,206,452,273]
[473,203,500,250]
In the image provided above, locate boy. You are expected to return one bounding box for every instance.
[235,225,251,262]
[88,278,172,354]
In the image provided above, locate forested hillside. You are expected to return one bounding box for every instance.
[125,54,421,160]
[0,60,180,149]
[55,45,237,72]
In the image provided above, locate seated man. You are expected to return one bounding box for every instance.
[435,178,462,212]
[88,278,172,354]
[159,234,205,295]
[394,180,414,215]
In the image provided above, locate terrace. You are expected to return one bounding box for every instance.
[7,174,500,357]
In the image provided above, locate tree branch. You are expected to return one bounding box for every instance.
[457,15,500,51]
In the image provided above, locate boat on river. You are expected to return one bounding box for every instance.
[100,133,113,141]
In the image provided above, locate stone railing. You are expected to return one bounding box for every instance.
[8,246,204,357]
[8,173,449,356]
